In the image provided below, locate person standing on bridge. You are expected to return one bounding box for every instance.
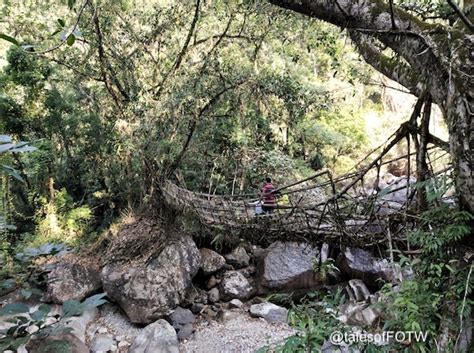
[261,177,278,214]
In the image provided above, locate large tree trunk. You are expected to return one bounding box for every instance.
[268,0,473,212]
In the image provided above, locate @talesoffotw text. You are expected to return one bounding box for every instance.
[329,330,429,345]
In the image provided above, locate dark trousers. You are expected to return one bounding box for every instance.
[262,205,274,214]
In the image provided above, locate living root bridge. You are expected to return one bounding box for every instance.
[163,149,450,249]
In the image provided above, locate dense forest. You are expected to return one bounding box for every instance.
[0,0,473,352]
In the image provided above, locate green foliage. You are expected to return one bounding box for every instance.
[312,258,340,283]
[0,0,379,248]
[35,188,92,245]
[0,239,106,352]
[373,185,473,352]
[1,242,69,301]
[271,289,348,352]
[5,46,51,87]
[0,135,37,182]
[0,293,107,352]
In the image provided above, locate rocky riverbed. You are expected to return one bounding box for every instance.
[1,217,416,352]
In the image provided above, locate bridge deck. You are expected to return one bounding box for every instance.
[161,171,412,246]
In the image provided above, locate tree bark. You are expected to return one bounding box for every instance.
[416,97,432,211]
[268,0,474,212]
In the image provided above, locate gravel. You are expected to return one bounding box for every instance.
[85,303,142,349]
[179,308,296,353]
[86,303,297,353]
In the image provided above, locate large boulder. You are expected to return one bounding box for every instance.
[260,242,329,291]
[43,254,102,304]
[219,271,254,300]
[337,248,399,287]
[129,319,179,353]
[101,235,201,324]
[199,248,226,275]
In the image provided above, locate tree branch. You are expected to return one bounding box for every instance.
[40,54,102,82]
[31,0,89,55]
[154,0,201,97]
[192,34,255,47]
[349,31,422,98]
[389,0,397,29]
[447,0,474,32]
[268,0,450,104]
[165,79,247,178]
[91,7,120,107]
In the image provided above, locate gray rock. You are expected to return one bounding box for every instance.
[339,302,380,327]
[220,271,254,300]
[208,287,220,303]
[44,255,102,304]
[190,303,205,314]
[456,313,473,353]
[337,248,399,287]
[205,275,219,289]
[382,172,397,185]
[261,242,329,290]
[90,334,115,352]
[183,287,208,306]
[63,307,98,342]
[26,333,88,353]
[225,246,250,268]
[229,299,244,308]
[249,302,288,323]
[177,323,194,341]
[101,235,200,324]
[378,176,417,205]
[217,309,239,322]
[199,248,226,275]
[169,307,195,330]
[129,319,179,353]
[238,265,256,278]
[322,340,360,353]
[345,279,371,302]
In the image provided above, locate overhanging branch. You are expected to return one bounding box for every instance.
[268,0,451,104]
[447,0,474,32]
[349,31,421,98]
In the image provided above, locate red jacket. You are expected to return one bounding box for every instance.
[261,183,277,205]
